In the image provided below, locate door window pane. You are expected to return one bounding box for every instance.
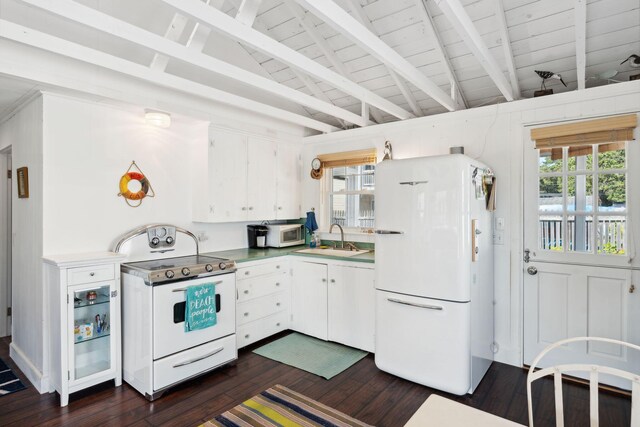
[598,173,626,210]
[539,149,563,172]
[539,177,562,212]
[566,215,593,253]
[567,175,593,212]
[539,215,564,251]
[596,216,626,255]
[598,143,625,170]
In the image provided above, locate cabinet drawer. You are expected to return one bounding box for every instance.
[153,334,236,391]
[237,312,289,349]
[237,292,289,326]
[237,274,288,302]
[237,261,286,280]
[68,265,115,285]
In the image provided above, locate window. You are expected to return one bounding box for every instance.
[316,149,377,231]
[532,114,635,256]
[538,143,627,255]
[328,164,375,229]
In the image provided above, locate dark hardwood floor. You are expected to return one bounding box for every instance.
[0,333,632,426]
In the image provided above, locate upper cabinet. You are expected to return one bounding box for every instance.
[194,128,301,223]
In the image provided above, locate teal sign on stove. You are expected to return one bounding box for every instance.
[185,283,217,332]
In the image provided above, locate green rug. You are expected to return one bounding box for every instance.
[253,333,368,380]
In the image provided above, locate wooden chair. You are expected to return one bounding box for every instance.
[527,336,640,427]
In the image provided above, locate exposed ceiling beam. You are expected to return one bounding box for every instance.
[295,0,457,111]
[434,0,514,101]
[342,0,422,117]
[150,13,190,71]
[225,0,346,128]
[281,0,383,123]
[494,0,520,99]
[159,0,412,120]
[575,0,587,90]
[235,0,263,26]
[0,20,337,133]
[413,0,467,109]
[19,0,368,127]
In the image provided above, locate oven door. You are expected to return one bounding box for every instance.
[152,273,236,360]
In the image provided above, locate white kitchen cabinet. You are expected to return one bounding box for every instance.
[44,252,126,407]
[207,130,248,222]
[291,258,375,350]
[275,142,301,219]
[291,260,328,340]
[236,259,290,348]
[247,137,277,220]
[196,128,301,223]
[328,265,375,352]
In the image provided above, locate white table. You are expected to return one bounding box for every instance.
[404,394,526,427]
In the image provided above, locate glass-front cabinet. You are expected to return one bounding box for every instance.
[44,252,125,407]
[68,283,116,382]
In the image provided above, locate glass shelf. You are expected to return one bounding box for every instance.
[73,293,110,309]
[74,330,110,345]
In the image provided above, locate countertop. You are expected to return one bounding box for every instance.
[202,245,375,264]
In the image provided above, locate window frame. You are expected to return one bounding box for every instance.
[320,162,376,234]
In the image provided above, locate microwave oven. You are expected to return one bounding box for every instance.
[265,224,305,248]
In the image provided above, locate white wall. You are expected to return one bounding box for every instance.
[302,81,640,367]
[0,95,46,390]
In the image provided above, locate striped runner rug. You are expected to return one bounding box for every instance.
[202,384,373,427]
[0,357,26,396]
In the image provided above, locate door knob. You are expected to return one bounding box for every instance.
[527,266,538,275]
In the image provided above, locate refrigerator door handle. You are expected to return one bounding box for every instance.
[375,230,404,235]
[399,181,428,186]
[388,298,443,311]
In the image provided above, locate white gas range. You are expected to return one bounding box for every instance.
[114,224,237,400]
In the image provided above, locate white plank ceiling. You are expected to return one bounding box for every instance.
[0,0,638,132]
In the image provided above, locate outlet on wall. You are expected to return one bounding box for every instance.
[493,231,504,245]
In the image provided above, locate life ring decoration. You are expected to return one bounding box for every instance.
[117,161,155,207]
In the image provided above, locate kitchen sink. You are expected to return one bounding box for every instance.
[294,248,371,257]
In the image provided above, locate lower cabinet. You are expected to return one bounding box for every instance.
[236,259,290,349]
[291,258,375,352]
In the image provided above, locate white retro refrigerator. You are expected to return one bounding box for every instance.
[374,154,494,395]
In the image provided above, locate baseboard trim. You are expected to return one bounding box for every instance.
[10,342,48,393]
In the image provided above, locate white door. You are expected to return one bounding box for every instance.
[276,142,301,220]
[208,130,248,222]
[247,137,277,220]
[523,131,639,383]
[328,265,375,352]
[290,260,327,340]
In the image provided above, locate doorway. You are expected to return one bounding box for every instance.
[0,146,11,337]
[521,121,639,388]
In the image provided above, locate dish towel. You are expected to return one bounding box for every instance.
[304,211,318,234]
[185,283,217,332]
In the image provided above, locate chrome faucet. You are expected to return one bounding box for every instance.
[329,223,345,249]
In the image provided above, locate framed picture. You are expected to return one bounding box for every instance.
[17,167,29,198]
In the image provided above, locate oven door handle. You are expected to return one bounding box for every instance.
[172,347,224,368]
[172,280,223,292]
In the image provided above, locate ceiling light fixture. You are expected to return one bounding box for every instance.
[144,109,171,128]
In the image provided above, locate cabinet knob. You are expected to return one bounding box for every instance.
[244,312,249,317]
[276,322,281,327]
[242,207,247,211]
[276,265,281,269]
[276,302,281,307]
[278,206,282,210]
[330,279,335,283]
[275,282,280,287]
[89,272,95,277]
[249,206,254,211]
[322,278,327,282]
[245,271,250,275]
[244,290,249,294]
[245,334,250,339]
